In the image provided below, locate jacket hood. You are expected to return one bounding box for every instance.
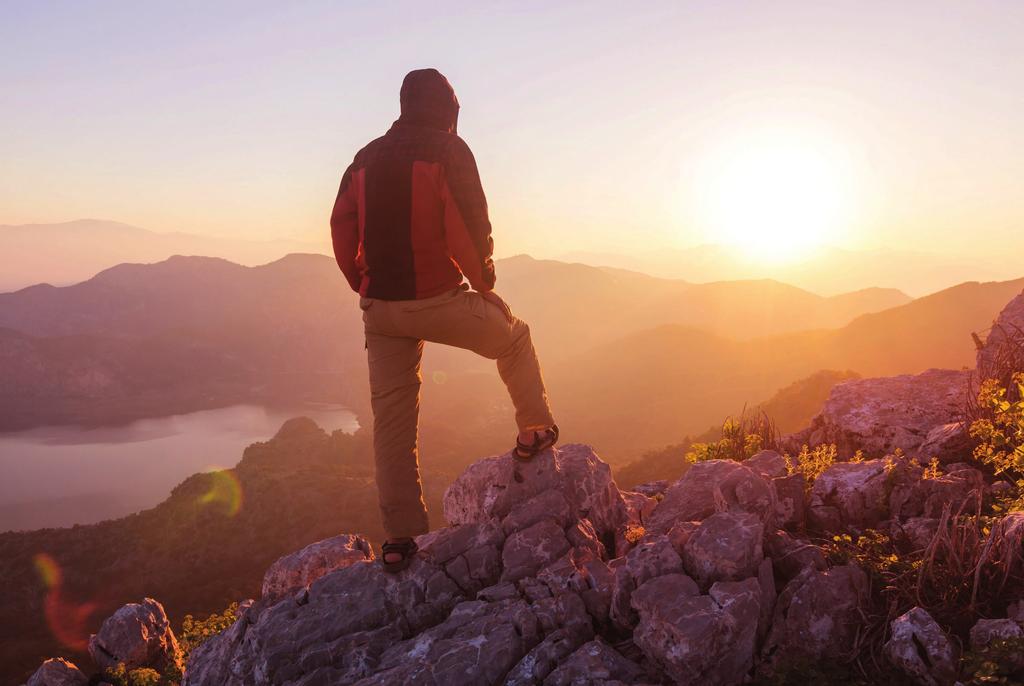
[397,68,459,134]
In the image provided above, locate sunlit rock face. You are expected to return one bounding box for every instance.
[87,598,182,674]
[170,443,872,685]
[798,368,971,460]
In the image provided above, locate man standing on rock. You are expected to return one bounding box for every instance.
[330,68,559,572]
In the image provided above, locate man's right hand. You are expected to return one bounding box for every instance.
[480,290,514,323]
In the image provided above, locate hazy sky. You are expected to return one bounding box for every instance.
[2,1,1022,261]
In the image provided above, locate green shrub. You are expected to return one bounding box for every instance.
[102,665,163,686]
[971,373,1024,478]
[686,413,778,464]
[179,601,240,664]
[785,443,837,486]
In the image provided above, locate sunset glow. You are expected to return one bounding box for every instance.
[693,131,855,263]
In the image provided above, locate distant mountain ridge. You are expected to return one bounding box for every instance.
[0,219,323,292]
[564,243,1023,297]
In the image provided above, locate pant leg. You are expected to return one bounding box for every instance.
[364,324,428,540]
[383,289,555,431]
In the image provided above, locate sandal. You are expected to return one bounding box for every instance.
[381,538,419,574]
[513,425,559,461]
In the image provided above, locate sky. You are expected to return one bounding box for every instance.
[2,1,1023,263]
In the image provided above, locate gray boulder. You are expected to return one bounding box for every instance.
[443,444,627,546]
[645,460,775,535]
[631,574,762,686]
[88,598,182,674]
[977,289,1024,379]
[809,458,895,531]
[802,369,971,458]
[25,658,88,686]
[764,529,827,582]
[970,618,1024,651]
[543,638,648,686]
[884,607,958,686]
[681,511,763,589]
[262,533,374,603]
[744,450,788,479]
[762,565,869,669]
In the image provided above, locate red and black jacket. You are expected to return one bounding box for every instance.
[330,69,496,300]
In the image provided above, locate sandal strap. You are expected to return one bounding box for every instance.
[515,425,559,456]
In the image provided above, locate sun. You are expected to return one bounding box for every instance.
[692,131,853,263]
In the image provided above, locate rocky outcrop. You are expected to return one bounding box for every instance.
[261,533,374,603]
[797,369,971,460]
[87,598,182,674]
[645,459,775,535]
[884,607,959,686]
[761,565,869,669]
[25,658,88,686]
[27,429,1016,685]
[977,289,1024,380]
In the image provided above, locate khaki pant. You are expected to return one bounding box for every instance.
[361,286,555,539]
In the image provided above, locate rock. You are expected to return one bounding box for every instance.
[631,575,762,686]
[631,480,669,498]
[897,517,940,550]
[681,511,763,589]
[262,533,374,603]
[26,658,88,686]
[88,598,182,674]
[354,599,543,685]
[772,474,806,528]
[991,481,1015,498]
[645,460,775,535]
[918,422,972,464]
[608,536,685,630]
[620,491,657,527]
[764,530,827,582]
[744,450,788,479]
[502,489,573,535]
[762,565,869,669]
[809,458,897,531]
[504,627,593,685]
[543,638,648,685]
[969,618,1024,651]
[977,289,1024,379]
[503,519,572,583]
[916,468,984,518]
[443,444,627,545]
[884,607,959,686]
[802,369,971,458]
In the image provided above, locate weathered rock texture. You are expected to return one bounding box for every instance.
[798,369,971,460]
[884,607,959,686]
[167,443,876,686]
[87,597,182,674]
[261,533,374,603]
[977,288,1024,381]
[25,658,88,686]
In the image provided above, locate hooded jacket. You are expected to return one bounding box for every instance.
[330,69,496,300]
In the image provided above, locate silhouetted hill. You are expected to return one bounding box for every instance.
[0,253,911,432]
[549,278,1024,454]
[563,243,1023,297]
[0,219,322,292]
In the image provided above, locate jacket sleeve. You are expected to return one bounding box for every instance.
[330,166,362,293]
[441,137,497,292]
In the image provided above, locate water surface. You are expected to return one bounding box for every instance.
[0,404,358,531]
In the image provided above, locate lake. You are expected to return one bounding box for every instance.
[0,404,359,532]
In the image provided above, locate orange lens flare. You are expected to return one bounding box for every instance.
[198,469,244,516]
[33,553,98,652]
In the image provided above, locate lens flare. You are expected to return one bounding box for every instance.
[33,553,98,652]
[432,370,448,385]
[198,469,244,516]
